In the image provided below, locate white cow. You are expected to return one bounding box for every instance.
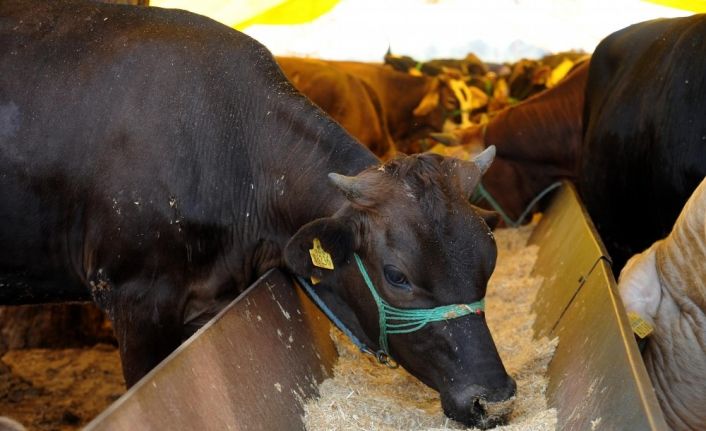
[619,176,706,431]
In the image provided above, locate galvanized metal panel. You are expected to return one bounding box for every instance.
[546,261,667,430]
[85,269,337,431]
[530,182,667,430]
[529,182,608,337]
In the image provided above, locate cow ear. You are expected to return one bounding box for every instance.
[472,206,500,231]
[413,78,440,116]
[284,217,355,278]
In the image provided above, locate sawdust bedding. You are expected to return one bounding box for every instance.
[0,344,124,430]
[303,224,558,431]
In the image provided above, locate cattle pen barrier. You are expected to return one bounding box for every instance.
[85,182,667,430]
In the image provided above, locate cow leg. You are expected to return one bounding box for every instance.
[105,279,185,387]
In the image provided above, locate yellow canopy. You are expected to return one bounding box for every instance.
[643,0,706,12]
[150,0,340,30]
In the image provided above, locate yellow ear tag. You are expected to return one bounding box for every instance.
[309,238,334,270]
[310,276,321,285]
[627,311,654,339]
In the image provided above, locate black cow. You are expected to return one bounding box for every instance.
[580,15,706,273]
[0,0,514,426]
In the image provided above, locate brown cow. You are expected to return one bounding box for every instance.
[276,57,397,160]
[321,60,465,153]
[278,58,462,155]
[329,61,458,146]
[430,59,589,224]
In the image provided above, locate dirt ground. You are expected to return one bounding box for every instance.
[0,344,125,430]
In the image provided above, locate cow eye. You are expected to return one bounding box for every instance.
[383,265,410,290]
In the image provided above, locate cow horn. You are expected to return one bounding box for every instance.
[473,145,495,175]
[447,145,495,198]
[328,173,362,199]
[429,132,459,146]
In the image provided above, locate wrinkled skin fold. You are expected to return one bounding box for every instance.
[619,177,706,430]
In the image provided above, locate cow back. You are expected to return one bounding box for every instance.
[0,0,376,303]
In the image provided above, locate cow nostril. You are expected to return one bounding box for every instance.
[442,381,516,429]
[464,393,516,430]
[471,397,484,416]
[474,395,516,429]
[469,398,498,430]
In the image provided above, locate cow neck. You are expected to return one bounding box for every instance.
[259,96,379,232]
[485,62,586,168]
[215,85,379,284]
[485,103,581,169]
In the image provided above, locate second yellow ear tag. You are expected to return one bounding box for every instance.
[309,238,334,270]
[627,311,654,339]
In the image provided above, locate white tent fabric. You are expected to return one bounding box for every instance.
[243,0,692,62]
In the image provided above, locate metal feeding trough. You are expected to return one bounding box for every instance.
[85,270,338,431]
[529,183,667,430]
[86,182,666,430]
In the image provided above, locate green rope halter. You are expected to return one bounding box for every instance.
[471,181,563,228]
[353,253,485,356]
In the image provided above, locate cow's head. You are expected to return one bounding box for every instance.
[284,146,515,428]
[413,74,488,138]
[413,77,457,124]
